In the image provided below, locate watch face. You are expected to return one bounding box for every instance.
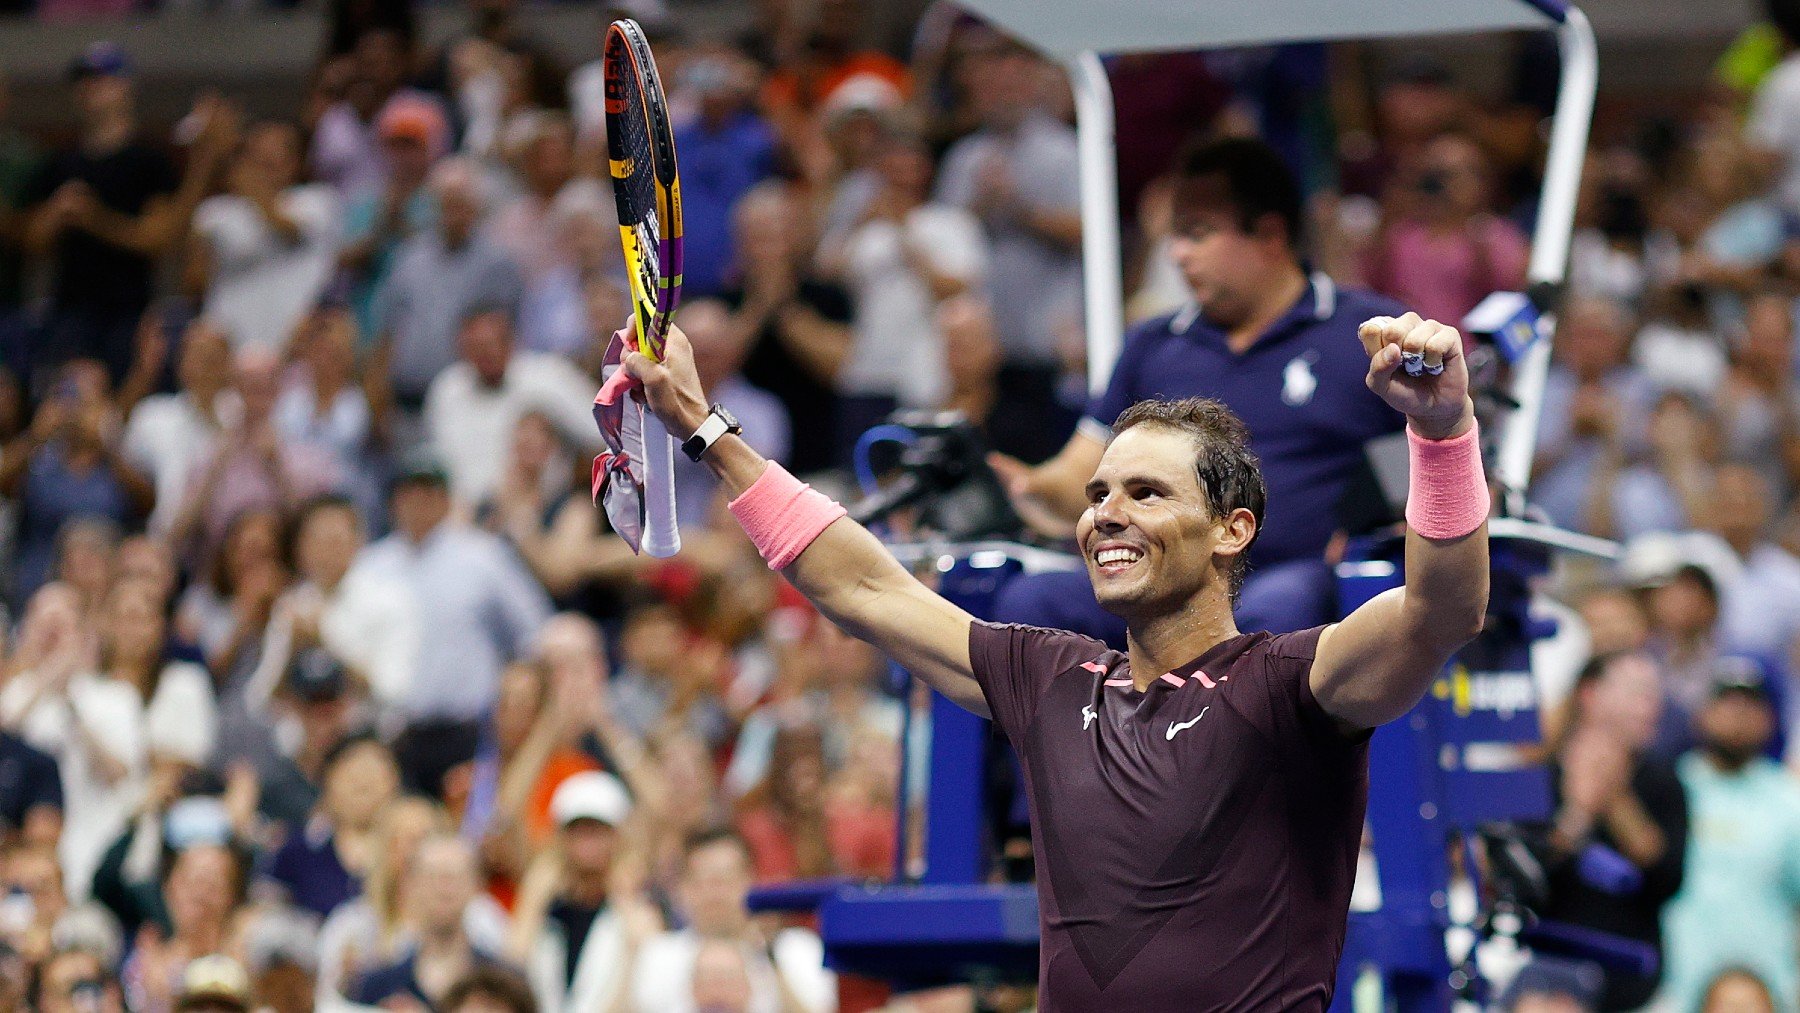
[712,403,742,430]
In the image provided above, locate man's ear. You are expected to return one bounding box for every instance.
[1251,211,1290,250]
[1213,507,1257,566]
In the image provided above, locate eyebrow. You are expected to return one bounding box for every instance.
[1085,474,1173,497]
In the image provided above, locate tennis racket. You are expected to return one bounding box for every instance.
[597,17,683,558]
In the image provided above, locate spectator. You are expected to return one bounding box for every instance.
[247,648,363,830]
[668,299,791,527]
[510,771,656,1012]
[822,128,985,440]
[267,495,416,717]
[23,45,232,385]
[36,944,126,1013]
[0,843,120,982]
[101,581,217,771]
[686,938,755,1013]
[1703,464,1800,662]
[1362,130,1530,328]
[490,113,602,300]
[460,659,598,899]
[173,506,286,688]
[170,954,254,1013]
[0,583,145,900]
[610,603,734,752]
[423,305,597,509]
[1701,968,1780,1013]
[0,727,62,848]
[373,157,524,419]
[168,349,339,567]
[350,454,550,784]
[1494,959,1601,1013]
[0,362,152,601]
[123,843,244,1012]
[122,320,231,536]
[185,121,341,354]
[673,52,779,299]
[349,834,515,1010]
[315,796,503,1011]
[339,96,446,342]
[258,734,398,919]
[1537,652,1688,1011]
[1584,392,1718,543]
[272,308,383,516]
[310,29,446,196]
[443,965,540,1013]
[629,827,834,1013]
[1531,297,1657,533]
[486,410,645,610]
[723,182,854,474]
[1661,677,1800,1011]
[934,35,1082,432]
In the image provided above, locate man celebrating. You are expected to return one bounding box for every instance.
[620,308,1487,1009]
[991,137,1408,643]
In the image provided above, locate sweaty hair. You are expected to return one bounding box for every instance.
[1111,397,1266,602]
[1173,136,1304,252]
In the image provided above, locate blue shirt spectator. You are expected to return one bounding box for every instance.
[1085,276,1404,569]
[349,462,551,725]
[673,83,777,298]
[0,729,61,840]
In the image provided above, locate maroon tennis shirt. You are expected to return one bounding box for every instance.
[968,620,1370,1011]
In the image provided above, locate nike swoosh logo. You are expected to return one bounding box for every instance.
[1165,707,1209,741]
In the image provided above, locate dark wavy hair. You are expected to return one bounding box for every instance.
[1111,397,1267,602]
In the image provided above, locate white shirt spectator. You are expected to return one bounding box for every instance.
[123,391,221,535]
[0,671,145,899]
[348,523,551,723]
[840,206,987,407]
[631,927,836,1013]
[424,352,600,507]
[193,184,342,352]
[527,905,630,1013]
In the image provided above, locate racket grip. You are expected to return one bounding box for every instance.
[643,417,682,558]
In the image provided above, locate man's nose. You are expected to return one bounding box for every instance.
[1092,494,1128,532]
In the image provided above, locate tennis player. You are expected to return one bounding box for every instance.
[621,309,1488,1010]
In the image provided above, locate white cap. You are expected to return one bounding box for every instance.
[550,771,632,828]
[823,73,904,121]
[1617,530,1741,596]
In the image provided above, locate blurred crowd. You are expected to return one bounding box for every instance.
[0,0,1796,1010]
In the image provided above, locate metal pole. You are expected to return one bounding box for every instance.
[1496,7,1597,513]
[1068,51,1123,398]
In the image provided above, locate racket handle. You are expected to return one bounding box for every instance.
[643,417,682,558]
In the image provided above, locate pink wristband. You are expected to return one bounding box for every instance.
[728,462,847,570]
[1405,419,1489,540]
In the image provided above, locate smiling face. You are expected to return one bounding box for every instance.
[1077,424,1255,620]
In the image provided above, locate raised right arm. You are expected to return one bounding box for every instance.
[621,324,988,717]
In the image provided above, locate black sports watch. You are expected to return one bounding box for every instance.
[681,403,742,462]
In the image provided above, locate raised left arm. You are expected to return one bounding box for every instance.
[1311,313,1489,730]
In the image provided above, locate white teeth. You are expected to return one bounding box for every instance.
[1096,548,1142,566]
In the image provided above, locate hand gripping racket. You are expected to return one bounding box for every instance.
[595,17,683,557]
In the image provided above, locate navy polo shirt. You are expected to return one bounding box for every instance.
[1085,275,1405,567]
[0,731,61,834]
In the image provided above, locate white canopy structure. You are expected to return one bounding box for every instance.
[959,0,1596,513]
